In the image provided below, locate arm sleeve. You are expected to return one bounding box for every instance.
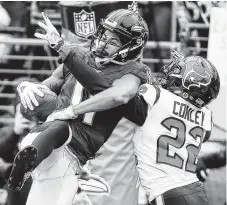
[121,95,148,126]
[41,64,65,94]
[61,48,111,95]
[114,61,149,85]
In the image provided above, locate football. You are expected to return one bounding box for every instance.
[20,87,57,121]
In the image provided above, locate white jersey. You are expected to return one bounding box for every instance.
[133,84,212,202]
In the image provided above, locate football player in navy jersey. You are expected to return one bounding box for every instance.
[6,9,150,204]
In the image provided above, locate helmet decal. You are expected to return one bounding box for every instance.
[182,58,212,90]
[158,51,220,108]
[128,1,139,13]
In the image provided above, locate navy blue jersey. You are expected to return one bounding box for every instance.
[56,46,148,164]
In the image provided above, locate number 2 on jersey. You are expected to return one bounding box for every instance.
[156,117,204,173]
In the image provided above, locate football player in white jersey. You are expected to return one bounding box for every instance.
[133,51,220,205]
[49,50,220,205]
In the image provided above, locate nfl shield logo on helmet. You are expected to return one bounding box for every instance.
[73,10,96,38]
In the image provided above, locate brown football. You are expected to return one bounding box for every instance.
[20,87,57,121]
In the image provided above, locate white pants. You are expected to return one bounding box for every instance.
[21,127,79,205]
[27,158,79,205]
[21,127,110,205]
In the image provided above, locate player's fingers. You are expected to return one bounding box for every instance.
[34,33,47,40]
[37,21,47,31]
[20,118,30,124]
[20,93,28,110]
[200,170,207,181]
[27,90,39,107]
[24,93,34,110]
[17,83,25,97]
[38,84,49,90]
[41,12,52,27]
[31,86,44,97]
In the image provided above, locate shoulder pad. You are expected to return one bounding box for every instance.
[138,84,160,107]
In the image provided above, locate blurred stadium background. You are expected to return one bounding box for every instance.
[0,1,226,205]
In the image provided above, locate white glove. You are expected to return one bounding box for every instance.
[46,105,77,122]
[34,12,65,52]
[17,81,50,110]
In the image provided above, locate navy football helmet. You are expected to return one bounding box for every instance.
[158,51,220,108]
[91,9,149,63]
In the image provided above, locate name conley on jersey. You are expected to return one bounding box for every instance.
[172,101,205,126]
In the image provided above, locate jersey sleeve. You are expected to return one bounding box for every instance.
[138,84,160,108]
[119,62,149,84]
[42,64,64,95]
[63,48,111,95]
[131,64,149,84]
[121,95,148,126]
[120,84,159,126]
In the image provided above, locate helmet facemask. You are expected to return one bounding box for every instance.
[91,24,131,59]
[157,50,184,89]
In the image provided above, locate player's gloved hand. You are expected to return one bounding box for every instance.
[46,105,77,122]
[17,81,49,110]
[34,12,65,52]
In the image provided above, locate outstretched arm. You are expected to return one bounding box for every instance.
[72,73,141,112]
[34,12,145,100]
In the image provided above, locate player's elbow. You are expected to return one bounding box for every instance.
[113,93,132,105]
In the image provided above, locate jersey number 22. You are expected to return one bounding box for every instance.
[156,117,204,173]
